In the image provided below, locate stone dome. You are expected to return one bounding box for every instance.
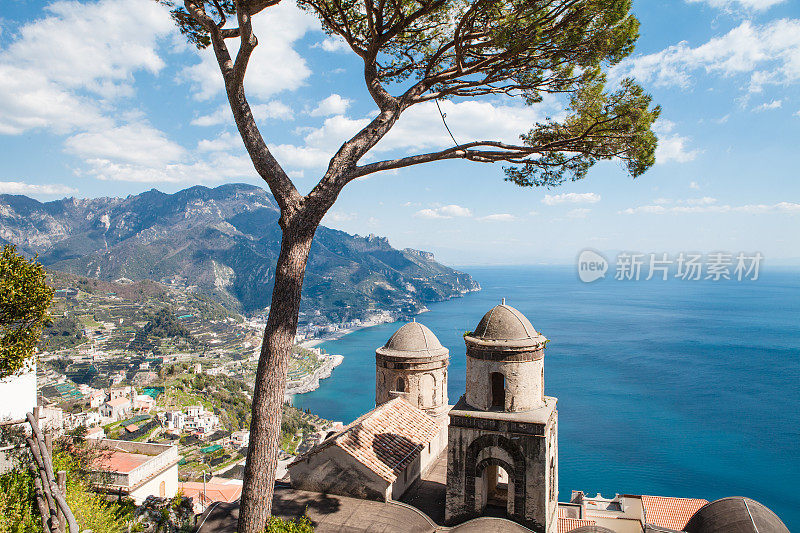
[465,301,546,348]
[376,321,449,358]
[683,497,789,533]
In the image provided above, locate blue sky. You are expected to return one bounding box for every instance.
[1,0,799,265]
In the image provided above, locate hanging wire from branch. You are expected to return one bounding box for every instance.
[435,99,459,147]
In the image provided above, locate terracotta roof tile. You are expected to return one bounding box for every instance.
[558,518,596,533]
[292,398,440,483]
[180,482,242,505]
[641,494,708,531]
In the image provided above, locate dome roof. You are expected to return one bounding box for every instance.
[465,302,546,348]
[683,497,789,533]
[376,321,448,358]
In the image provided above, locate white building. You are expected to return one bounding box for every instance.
[231,430,250,447]
[184,411,219,434]
[133,394,156,412]
[101,397,132,421]
[164,411,185,430]
[90,440,179,504]
[0,362,36,422]
[88,389,106,409]
[109,386,134,401]
[186,404,204,417]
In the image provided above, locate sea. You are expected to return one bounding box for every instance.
[291,265,800,529]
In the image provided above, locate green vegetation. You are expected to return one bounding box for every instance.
[0,468,39,532]
[280,403,322,455]
[161,372,252,431]
[0,436,137,533]
[40,316,85,350]
[144,308,193,339]
[264,516,314,533]
[0,244,53,378]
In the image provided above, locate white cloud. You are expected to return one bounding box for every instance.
[542,192,601,205]
[269,98,554,172]
[314,37,349,53]
[181,3,317,101]
[0,181,77,196]
[376,99,549,153]
[566,208,591,219]
[7,0,173,96]
[0,0,173,135]
[690,181,701,189]
[685,0,786,12]
[65,123,185,166]
[191,101,293,126]
[619,201,800,214]
[324,211,357,223]
[311,94,351,117]
[269,143,334,169]
[77,150,257,184]
[613,19,800,93]
[197,132,242,152]
[753,99,782,111]
[686,196,718,205]
[414,204,473,219]
[477,213,517,222]
[656,134,702,163]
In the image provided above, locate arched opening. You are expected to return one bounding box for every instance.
[490,372,505,410]
[486,464,510,513]
[396,377,405,392]
[475,458,514,517]
[159,480,166,497]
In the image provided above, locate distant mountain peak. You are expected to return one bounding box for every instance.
[0,184,479,321]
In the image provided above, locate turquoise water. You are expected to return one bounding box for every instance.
[292,266,800,528]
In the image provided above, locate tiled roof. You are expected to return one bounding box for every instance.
[180,482,242,505]
[94,450,150,474]
[291,397,440,483]
[106,397,130,407]
[641,494,708,531]
[558,518,596,533]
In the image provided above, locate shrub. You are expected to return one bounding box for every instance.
[264,515,314,533]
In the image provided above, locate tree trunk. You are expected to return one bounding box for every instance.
[237,224,315,533]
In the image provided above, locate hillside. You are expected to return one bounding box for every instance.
[0,183,479,322]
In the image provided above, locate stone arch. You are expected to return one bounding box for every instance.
[396,376,406,392]
[464,434,526,519]
[476,457,516,515]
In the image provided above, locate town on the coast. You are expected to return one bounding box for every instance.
[1,293,789,532]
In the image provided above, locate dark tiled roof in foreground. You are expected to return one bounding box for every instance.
[290,397,440,483]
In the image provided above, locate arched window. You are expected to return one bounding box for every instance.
[490,372,505,409]
[159,480,166,497]
[397,377,406,392]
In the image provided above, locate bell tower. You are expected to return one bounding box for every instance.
[445,301,558,533]
[375,320,449,421]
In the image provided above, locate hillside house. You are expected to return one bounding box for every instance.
[101,397,132,421]
[90,439,179,504]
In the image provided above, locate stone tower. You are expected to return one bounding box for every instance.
[375,321,449,420]
[445,302,558,533]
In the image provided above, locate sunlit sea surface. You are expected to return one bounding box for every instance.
[292,266,800,529]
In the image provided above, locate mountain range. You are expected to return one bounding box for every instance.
[0,183,479,322]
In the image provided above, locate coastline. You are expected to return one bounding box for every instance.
[285,353,344,398]
[288,287,480,396]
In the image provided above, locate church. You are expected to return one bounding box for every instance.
[289,301,559,532]
[285,302,789,533]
